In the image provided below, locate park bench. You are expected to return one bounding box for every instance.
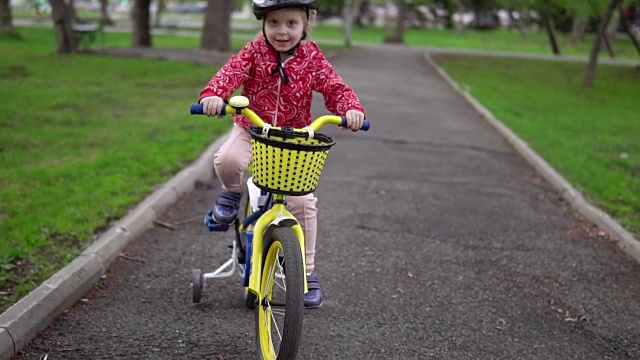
[72,21,104,50]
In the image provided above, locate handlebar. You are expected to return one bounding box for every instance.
[190,96,370,132]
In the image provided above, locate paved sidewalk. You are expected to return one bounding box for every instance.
[2,44,640,359]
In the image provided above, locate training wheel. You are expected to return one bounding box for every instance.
[191,268,204,303]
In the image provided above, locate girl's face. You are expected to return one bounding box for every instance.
[263,8,306,52]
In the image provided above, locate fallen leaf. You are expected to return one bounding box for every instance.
[495,318,508,330]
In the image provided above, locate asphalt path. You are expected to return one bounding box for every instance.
[13,47,640,359]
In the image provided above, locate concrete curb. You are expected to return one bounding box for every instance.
[0,133,230,360]
[422,52,640,265]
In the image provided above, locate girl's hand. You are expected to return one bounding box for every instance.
[200,96,225,117]
[345,109,365,131]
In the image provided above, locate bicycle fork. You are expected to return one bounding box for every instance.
[247,195,308,298]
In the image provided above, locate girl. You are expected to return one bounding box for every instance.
[199,0,365,308]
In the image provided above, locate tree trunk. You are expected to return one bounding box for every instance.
[570,16,586,44]
[201,0,231,52]
[542,2,561,56]
[384,0,405,43]
[584,0,623,87]
[509,10,527,37]
[49,0,77,53]
[68,0,78,23]
[355,0,372,27]
[453,0,466,33]
[343,0,361,47]
[99,0,114,26]
[131,0,152,47]
[0,0,14,34]
[603,10,619,58]
[603,34,616,58]
[153,0,165,28]
[444,2,455,29]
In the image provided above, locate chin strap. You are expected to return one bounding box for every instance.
[270,55,290,84]
[268,42,300,85]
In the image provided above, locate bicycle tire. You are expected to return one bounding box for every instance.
[255,226,304,360]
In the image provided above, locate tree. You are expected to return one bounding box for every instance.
[569,15,586,44]
[99,0,115,26]
[131,0,152,47]
[355,0,376,27]
[153,0,166,28]
[435,0,457,29]
[68,0,79,23]
[201,0,232,52]
[318,0,346,18]
[0,0,14,35]
[49,0,78,53]
[462,0,499,29]
[541,0,561,55]
[584,0,624,86]
[343,0,362,47]
[384,0,406,43]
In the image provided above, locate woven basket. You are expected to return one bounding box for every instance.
[248,126,336,196]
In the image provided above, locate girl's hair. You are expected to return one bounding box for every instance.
[302,8,317,38]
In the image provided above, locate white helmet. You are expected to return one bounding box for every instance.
[252,0,318,20]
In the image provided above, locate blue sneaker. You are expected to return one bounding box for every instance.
[304,273,322,309]
[212,189,242,225]
[204,210,230,232]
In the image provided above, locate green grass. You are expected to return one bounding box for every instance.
[70,26,250,50]
[309,24,640,60]
[0,26,233,311]
[431,54,640,237]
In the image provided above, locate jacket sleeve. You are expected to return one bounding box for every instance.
[199,41,255,102]
[311,46,365,116]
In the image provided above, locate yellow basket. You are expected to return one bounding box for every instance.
[248,126,336,196]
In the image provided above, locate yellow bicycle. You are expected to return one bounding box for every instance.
[190,96,369,359]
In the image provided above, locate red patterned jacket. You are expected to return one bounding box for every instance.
[199,36,364,129]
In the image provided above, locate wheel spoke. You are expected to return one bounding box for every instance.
[262,305,280,355]
[265,249,281,298]
[271,306,283,344]
[267,250,287,296]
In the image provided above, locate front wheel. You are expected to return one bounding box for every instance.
[255,226,304,360]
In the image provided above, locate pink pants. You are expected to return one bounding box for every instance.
[213,124,318,273]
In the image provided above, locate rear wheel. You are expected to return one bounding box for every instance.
[255,226,304,360]
[190,269,203,303]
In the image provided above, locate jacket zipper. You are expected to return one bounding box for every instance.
[273,56,293,127]
[274,78,281,127]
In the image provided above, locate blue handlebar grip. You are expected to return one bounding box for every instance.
[190,103,203,115]
[340,116,370,131]
[190,103,226,116]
